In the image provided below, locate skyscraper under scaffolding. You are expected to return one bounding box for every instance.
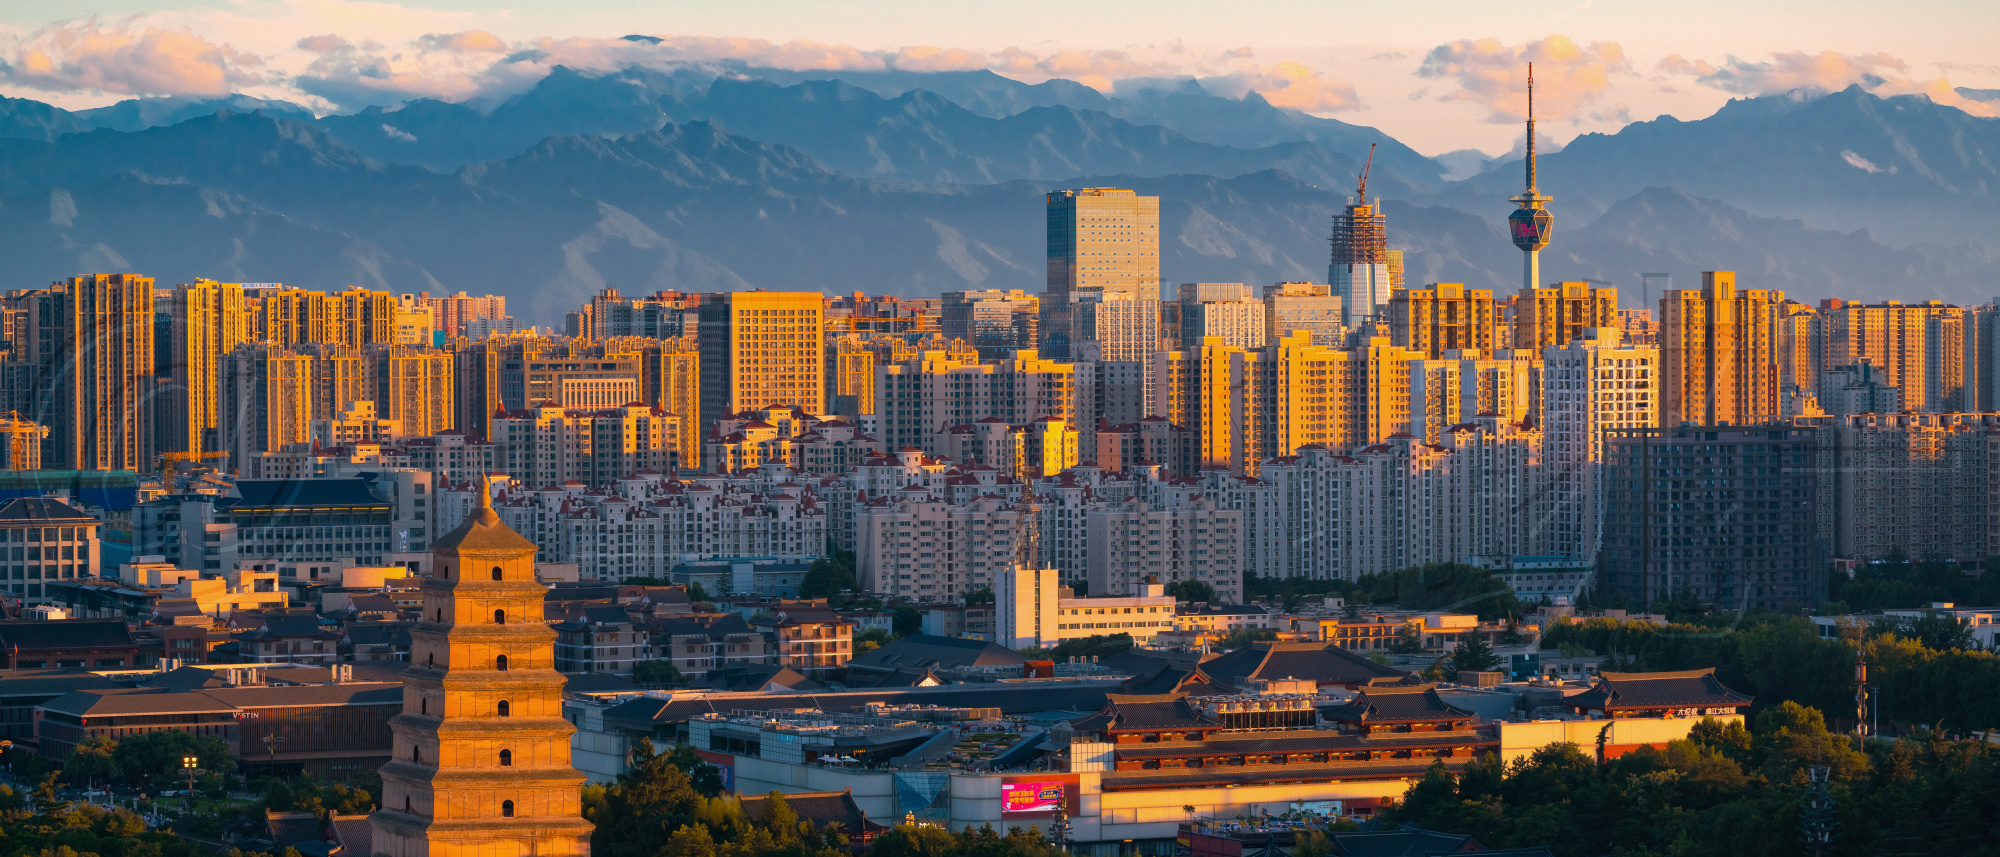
[1329,148,1397,330]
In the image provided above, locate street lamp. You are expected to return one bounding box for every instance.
[181,756,199,814]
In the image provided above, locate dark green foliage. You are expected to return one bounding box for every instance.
[1829,556,2000,612]
[891,605,922,636]
[1042,634,1133,662]
[1540,614,2000,734]
[1163,580,1215,604]
[1217,628,1279,650]
[1451,636,1499,674]
[800,547,858,599]
[961,587,995,605]
[0,783,217,857]
[633,659,684,687]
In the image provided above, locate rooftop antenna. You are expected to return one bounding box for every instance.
[1525,63,1538,195]
[1356,142,1377,202]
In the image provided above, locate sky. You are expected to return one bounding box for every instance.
[2,0,1997,155]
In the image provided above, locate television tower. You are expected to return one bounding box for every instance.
[1508,63,1553,292]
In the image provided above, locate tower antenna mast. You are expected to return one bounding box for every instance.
[1356,142,1377,202]
[1525,63,1537,194]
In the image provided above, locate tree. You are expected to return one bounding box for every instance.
[112,728,236,788]
[854,628,894,656]
[588,739,711,857]
[633,659,683,687]
[1900,612,1975,652]
[63,737,119,788]
[1391,624,1425,654]
[686,581,709,603]
[961,587,995,605]
[892,605,922,636]
[1451,636,1500,675]
[1216,628,1278,650]
[663,823,715,857]
[799,548,857,599]
[1165,580,1216,604]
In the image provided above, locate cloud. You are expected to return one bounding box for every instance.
[1416,34,1628,123]
[1659,49,2000,118]
[296,34,350,53]
[417,30,508,54]
[1,17,263,97]
[1681,50,1904,95]
[1201,62,1361,112]
[381,122,414,142]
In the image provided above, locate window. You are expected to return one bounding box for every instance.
[421,698,428,715]
[405,797,413,813]
[492,567,504,581]
[412,746,422,763]
[498,700,511,717]
[495,609,506,625]
[500,749,513,767]
[435,609,443,623]
[501,800,515,817]
[496,654,509,671]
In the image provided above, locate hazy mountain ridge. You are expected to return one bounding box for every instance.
[2,110,1995,317]
[1458,85,2000,245]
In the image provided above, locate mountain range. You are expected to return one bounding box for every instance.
[0,65,1995,316]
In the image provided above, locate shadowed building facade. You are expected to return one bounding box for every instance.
[370,486,593,857]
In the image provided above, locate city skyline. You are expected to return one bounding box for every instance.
[1,1,1997,155]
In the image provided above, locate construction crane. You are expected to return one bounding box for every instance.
[1356,142,1377,201]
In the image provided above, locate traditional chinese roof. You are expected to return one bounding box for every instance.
[1319,684,1475,723]
[1566,668,1753,711]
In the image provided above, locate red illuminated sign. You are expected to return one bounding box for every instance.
[1000,781,1064,815]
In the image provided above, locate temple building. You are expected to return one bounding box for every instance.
[370,485,594,857]
[1565,669,1754,720]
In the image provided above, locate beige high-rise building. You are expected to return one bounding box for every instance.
[1041,188,1161,359]
[1512,282,1618,352]
[1408,352,1536,444]
[825,334,878,418]
[1388,283,1499,359]
[163,279,248,455]
[1544,328,1659,559]
[1819,299,1965,412]
[1264,282,1345,346]
[1354,336,1429,446]
[368,345,456,438]
[329,287,396,348]
[1270,332,1356,456]
[876,350,1073,456]
[371,487,593,857]
[258,288,330,347]
[1659,272,1782,426]
[220,344,313,467]
[642,339,701,469]
[21,275,157,471]
[696,291,825,433]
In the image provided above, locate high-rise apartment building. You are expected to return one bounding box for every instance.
[1178,283,1266,350]
[1819,299,1966,413]
[490,403,681,488]
[876,350,1073,456]
[1269,331,1357,456]
[1388,283,1499,359]
[220,343,313,467]
[1511,282,1618,352]
[1041,188,1160,359]
[366,345,456,438]
[1086,497,1242,602]
[1264,282,1344,346]
[1073,297,1162,364]
[942,290,1040,360]
[1353,336,1429,448]
[1543,328,1659,561]
[162,279,248,456]
[20,274,157,471]
[696,291,825,434]
[1818,412,1998,563]
[1599,423,1821,611]
[1660,272,1782,427]
[410,290,506,339]
[1408,352,1535,444]
[857,495,1038,602]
